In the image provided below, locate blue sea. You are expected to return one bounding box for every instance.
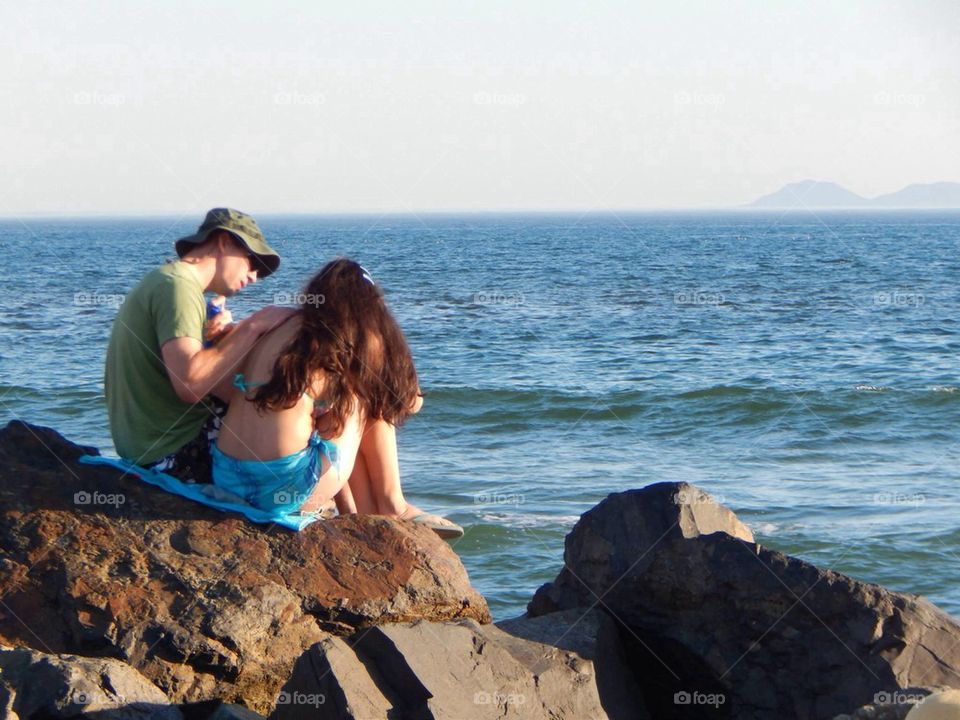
[2,211,959,620]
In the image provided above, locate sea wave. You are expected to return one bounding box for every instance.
[423,383,960,435]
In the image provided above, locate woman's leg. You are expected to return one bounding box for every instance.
[334,482,357,515]
[354,418,417,516]
[341,449,378,514]
[299,402,365,512]
[305,411,418,518]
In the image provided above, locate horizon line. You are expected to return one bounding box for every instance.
[3,206,960,220]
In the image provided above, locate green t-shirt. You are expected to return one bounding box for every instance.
[105,261,213,463]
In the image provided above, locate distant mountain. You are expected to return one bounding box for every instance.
[871,182,960,208]
[747,180,960,209]
[749,180,870,209]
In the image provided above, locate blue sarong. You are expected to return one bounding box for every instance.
[79,433,339,532]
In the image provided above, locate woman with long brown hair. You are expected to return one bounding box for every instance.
[210,258,463,538]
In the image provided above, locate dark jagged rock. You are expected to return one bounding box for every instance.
[0,644,181,719]
[529,482,754,618]
[269,618,611,719]
[529,482,960,720]
[181,701,268,720]
[497,608,648,720]
[0,421,489,715]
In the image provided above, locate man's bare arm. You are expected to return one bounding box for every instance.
[161,306,296,404]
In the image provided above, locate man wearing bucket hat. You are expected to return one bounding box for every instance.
[105,208,294,484]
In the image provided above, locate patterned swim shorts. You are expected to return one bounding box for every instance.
[147,398,228,484]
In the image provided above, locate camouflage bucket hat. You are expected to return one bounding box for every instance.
[174,208,280,279]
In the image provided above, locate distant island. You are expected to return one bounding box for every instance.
[747,180,960,209]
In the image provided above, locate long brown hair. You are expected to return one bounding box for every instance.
[252,258,419,435]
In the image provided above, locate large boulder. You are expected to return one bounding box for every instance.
[497,608,648,720]
[0,421,489,715]
[269,617,612,719]
[529,482,960,720]
[0,645,181,719]
[529,482,754,617]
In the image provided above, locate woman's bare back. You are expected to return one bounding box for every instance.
[216,314,319,460]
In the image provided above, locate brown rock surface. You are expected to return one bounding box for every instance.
[0,421,489,715]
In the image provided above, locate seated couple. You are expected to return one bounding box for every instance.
[104,208,462,538]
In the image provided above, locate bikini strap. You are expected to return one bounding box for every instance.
[233,373,265,394]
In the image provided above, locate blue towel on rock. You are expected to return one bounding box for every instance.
[78,454,322,531]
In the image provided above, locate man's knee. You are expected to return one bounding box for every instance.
[149,401,226,484]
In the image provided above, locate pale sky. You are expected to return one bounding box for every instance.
[1,0,958,214]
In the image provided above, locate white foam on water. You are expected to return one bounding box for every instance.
[854,384,890,392]
[753,522,780,535]
[476,512,582,529]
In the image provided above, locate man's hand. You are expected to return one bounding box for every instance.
[204,296,234,346]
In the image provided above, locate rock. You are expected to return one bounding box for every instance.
[830,686,946,720]
[178,700,268,720]
[270,617,611,719]
[906,689,960,719]
[266,634,384,719]
[205,704,268,720]
[496,608,648,720]
[529,482,753,617]
[0,644,181,719]
[529,482,960,720]
[0,421,489,715]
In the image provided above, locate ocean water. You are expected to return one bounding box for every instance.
[2,210,959,620]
